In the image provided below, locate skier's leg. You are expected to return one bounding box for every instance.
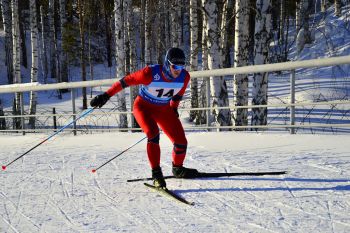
[155,106,187,166]
[133,98,161,169]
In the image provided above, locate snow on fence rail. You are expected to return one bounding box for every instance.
[1,55,350,93]
[0,55,350,133]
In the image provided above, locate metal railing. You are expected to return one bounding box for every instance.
[0,55,350,134]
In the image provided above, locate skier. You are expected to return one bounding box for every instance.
[90,47,198,188]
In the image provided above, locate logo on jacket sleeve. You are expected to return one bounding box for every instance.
[154,73,161,81]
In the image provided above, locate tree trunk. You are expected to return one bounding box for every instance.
[39,5,48,84]
[222,0,235,68]
[189,0,199,123]
[125,0,139,129]
[204,0,231,128]
[234,0,250,128]
[12,0,21,129]
[199,0,209,125]
[183,0,191,51]
[29,0,39,129]
[48,0,57,80]
[59,0,69,89]
[279,0,285,44]
[170,0,181,47]
[251,0,272,128]
[18,3,27,69]
[164,0,171,50]
[296,0,311,55]
[0,0,14,84]
[115,0,128,128]
[144,0,152,65]
[321,0,327,12]
[103,0,113,67]
[77,0,87,109]
[335,0,341,16]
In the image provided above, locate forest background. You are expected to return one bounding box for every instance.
[0,0,349,132]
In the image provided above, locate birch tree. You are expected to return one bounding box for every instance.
[199,1,209,124]
[321,0,327,13]
[183,0,191,53]
[115,0,128,128]
[144,0,152,65]
[77,0,87,108]
[48,0,57,80]
[18,3,27,69]
[0,0,13,84]
[189,0,199,123]
[252,0,272,127]
[163,0,171,50]
[279,0,285,43]
[12,0,21,129]
[59,0,69,86]
[156,0,167,63]
[125,0,139,129]
[204,0,231,127]
[29,0,39,129]
[234,0,250,127]
[39,5,48,83]
[335,0,341,16]
[102,0,113,67]
[170,0,182,47]
[296,0,311,55]
[277,0,291,62]
[221,0,235,68]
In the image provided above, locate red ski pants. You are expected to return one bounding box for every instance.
[133,96,187,169]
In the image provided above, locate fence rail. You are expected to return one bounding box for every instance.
[1,55,350,134]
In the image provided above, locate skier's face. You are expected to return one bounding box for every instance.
[170,65,182,78]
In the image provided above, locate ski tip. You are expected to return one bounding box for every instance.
[91,169,96,173]
[2,165,6,171]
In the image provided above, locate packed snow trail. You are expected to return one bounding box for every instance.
[0,132,349,232]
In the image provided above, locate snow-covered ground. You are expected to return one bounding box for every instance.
[0,132,349,232]
[0,3,350,233]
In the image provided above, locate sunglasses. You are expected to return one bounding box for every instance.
[168,60,185,71]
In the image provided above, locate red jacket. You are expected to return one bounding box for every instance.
[106,65,190,109]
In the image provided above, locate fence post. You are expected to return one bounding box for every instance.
[71,89,77,136]
[290,70,296,134]
[129,86,135,131]
[0,100,5,130]
[53,107,57,131]
[206,78,210,130]
[20,93,25,135]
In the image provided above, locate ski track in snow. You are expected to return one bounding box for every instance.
[0,132,350,232]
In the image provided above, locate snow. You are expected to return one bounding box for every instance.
[0,132,349,232]
[0,3,350,233]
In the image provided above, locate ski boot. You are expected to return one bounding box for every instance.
[172,164,199,178]
[152,167,166,188]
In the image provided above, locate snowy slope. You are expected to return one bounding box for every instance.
[0,132,349,232]
[0,4,350,233]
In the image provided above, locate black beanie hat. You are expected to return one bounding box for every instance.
[165,47,185,65]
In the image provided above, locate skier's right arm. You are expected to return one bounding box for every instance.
[106,66,152,96]
[90,66,152,108]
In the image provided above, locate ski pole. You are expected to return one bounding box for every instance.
[91,136,147,173]
[2,107,96,171]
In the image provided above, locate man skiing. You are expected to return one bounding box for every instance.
[90,47,198,188]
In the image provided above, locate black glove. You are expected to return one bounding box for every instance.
[90,92,110,108]
[173,108,179,118]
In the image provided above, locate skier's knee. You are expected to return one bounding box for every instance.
[148,134,160,144]
[173,143,187,155]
